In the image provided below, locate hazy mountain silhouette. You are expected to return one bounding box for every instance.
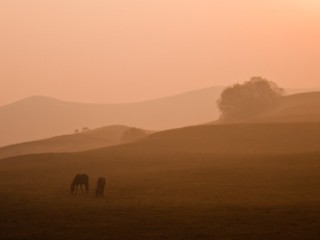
[0,125,151,160]
[0,86,224,147]
[4,91,320,159]
[1,86,319,147]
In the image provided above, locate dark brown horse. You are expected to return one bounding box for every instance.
[71,174,89,194]
[95,177,106,197]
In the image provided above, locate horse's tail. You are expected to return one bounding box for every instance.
[71,174,80,194]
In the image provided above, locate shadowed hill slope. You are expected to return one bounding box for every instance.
[5,122,320,163]
[87,123,320,156]
[0,125,152,160]
[249,92,320,123]
[0,86,223,146]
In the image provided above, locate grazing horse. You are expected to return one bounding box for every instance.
[95,177,106,197]
[71,174,89,194]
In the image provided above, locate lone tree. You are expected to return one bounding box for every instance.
[217,77,284,121]
[121,127,147,143]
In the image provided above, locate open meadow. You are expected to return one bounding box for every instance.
[1,146,320,239]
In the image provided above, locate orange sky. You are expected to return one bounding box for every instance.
[1,0,320,105]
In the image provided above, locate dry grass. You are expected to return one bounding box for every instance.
[1,151,320,240]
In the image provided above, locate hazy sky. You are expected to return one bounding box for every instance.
[1,0,320,105]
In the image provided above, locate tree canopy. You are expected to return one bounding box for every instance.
[121,127,147,143]
[217,77,284,121]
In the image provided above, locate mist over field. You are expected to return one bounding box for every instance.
[1,1,320,239]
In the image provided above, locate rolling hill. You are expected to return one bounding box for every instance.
[0,125,152,160]
[1,86,319,147]
[2,121,320,239]
[0,86,224,147]
[249,92,320,123]
[213,91,320,124]
[3,122,320,163]
[86,122,320,156]
[3,89,320,159]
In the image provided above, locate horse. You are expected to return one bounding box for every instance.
[71,174,89,194]
[95,177,106,197]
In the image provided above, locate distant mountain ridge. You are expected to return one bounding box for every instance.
[0,86,224,146]
[1,86,320,147]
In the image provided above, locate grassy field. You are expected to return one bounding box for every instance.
[1,151,320,240]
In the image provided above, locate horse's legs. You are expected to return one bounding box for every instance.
[80,184,83,194]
